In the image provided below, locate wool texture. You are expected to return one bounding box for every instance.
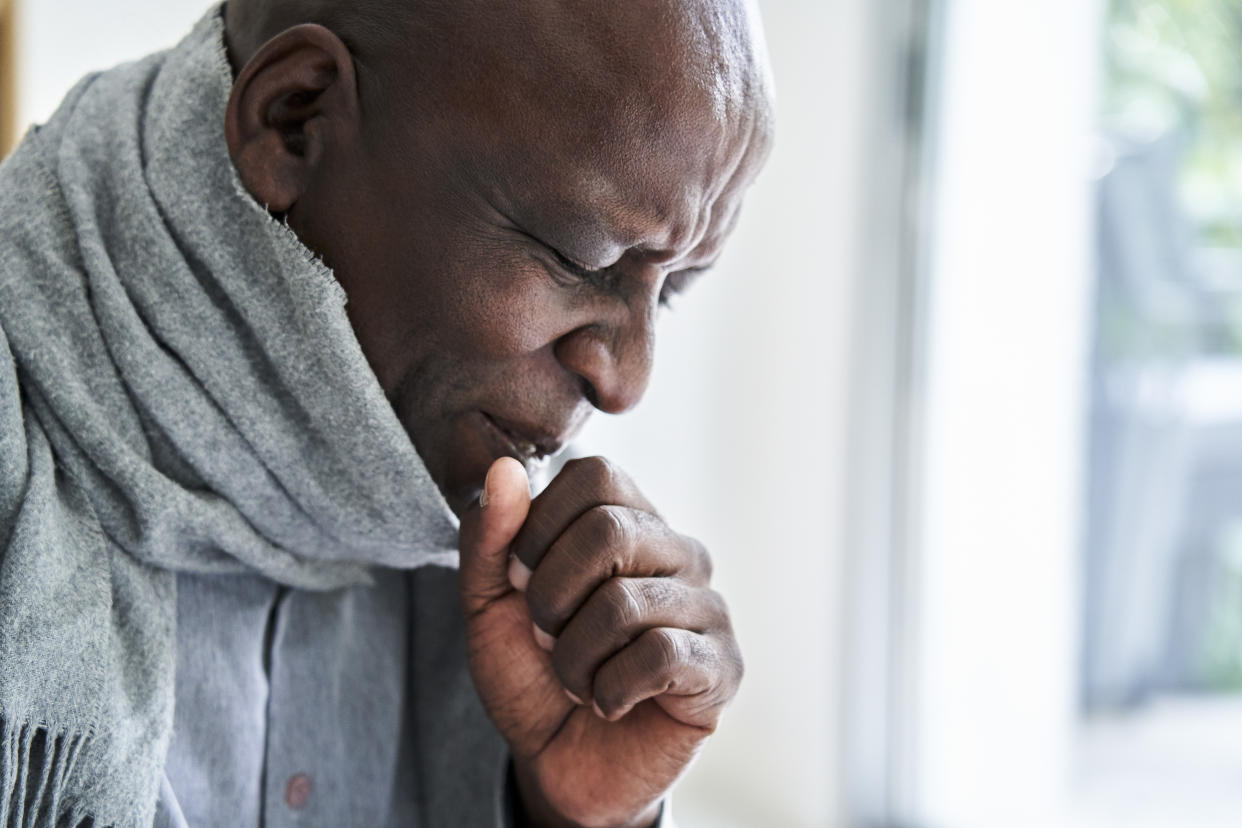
[0,6,461,825]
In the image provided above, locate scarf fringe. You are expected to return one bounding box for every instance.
[0,717,94,828]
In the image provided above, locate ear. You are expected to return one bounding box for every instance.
[225,24,359,213]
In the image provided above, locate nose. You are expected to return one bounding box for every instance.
[553,310,655,415]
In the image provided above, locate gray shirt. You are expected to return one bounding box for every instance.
[155,567,515,828]
[155,551,674,828]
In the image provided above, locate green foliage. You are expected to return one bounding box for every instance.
[1104,0,1242,247]
[1199,525,1242,691]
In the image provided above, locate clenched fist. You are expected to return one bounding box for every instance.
[458,456,743,828]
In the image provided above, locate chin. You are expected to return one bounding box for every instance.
[421,414,502,514]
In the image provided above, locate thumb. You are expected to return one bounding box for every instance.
[459,457,531,614]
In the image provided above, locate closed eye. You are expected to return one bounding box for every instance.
[659,265,711,309]
[548,246,610,282]
[542,233,712,310]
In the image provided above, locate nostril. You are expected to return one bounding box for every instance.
[581,377,600,409]
[554,323,651,414]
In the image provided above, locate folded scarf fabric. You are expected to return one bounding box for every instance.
[0,7,460,825]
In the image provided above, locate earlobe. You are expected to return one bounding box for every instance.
[224,24,359,213]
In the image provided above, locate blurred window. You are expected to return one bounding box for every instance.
[1079,0,1242,822]
[877,1,1242,826]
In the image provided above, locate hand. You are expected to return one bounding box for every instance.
[458,456,743,828]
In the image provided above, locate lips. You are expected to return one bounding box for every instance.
[480,412,565,462]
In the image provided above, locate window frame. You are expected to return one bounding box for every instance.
[842,0,1107,825]
[1,0,16,155]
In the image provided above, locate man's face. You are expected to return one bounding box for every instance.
[287,29,770,514]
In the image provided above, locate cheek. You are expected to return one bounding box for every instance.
[434,251,579,361]
[353,161,583,368]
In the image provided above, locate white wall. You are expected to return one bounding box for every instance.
[907,1,1100,825]
[16,0,209,129]
[17,2,873,824]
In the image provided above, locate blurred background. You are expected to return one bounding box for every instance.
[4,0,1242,826]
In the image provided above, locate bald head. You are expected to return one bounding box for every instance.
[225,0,773,140]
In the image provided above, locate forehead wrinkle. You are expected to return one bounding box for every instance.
[348,0,773,265]
[579,100,752,254]
[669,103,772,266]
[640,91,771,258]
[549,85,769,268]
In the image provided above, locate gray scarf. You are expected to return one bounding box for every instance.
[0,7,460,825]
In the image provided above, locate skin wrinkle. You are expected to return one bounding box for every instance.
[225,0,773,514]
[404,1,757,262]
[221,4,771,824]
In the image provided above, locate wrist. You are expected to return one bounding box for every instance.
[511,756,662,828]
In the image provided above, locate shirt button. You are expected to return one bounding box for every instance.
[285,773,313,809]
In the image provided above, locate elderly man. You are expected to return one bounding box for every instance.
[0,0,772,825]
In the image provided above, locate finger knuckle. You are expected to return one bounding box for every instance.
[687,631,716,667]
[644,628,682,675]
[708,633,745,704]
[602,577,646,630]
[567,455,619,492]
[698,542,715,581]
[647,577,682,608]
[525,580,571,633]
[705,588,731,624]
[686,535,714,581]
[583,505,631,557]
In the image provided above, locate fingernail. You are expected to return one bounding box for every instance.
[479,463,496,508]
[564,688,583,705]
[508,557,532,592]
[592,701,608,720]
[532,623,556,652]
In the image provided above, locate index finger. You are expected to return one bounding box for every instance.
[509,456,656,579]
